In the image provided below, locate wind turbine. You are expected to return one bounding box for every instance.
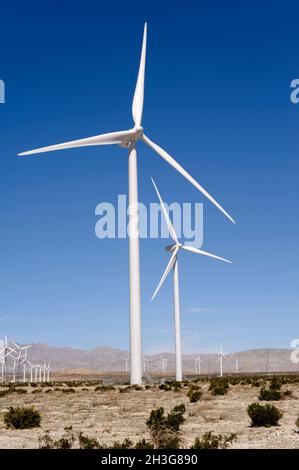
[217,344,227,377]
[151,179,231,381]
[0,336,16,382]
[11,341,31,382]
[46,361,51,382]
[194,355,203,375]
[161,358,168,373]
[18,23,235,385]
[235,355,239,374]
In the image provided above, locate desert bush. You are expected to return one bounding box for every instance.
[78,432,102,449]
[269,377,282,391]
[112,438,133,449]
[251,379,262,387]
[62,388,75,393]
[169,381,182,391]
[135,439,154,449]
[283,390,293,398]
[146,404,185,448]
[259,388,282,401]
[187,384,202,403]
[191,431,237,449]
[32,389,42,394]
[14,388,27,394]
[0,390,9,398]
[159,383,172,391]
[247,402,283,427]
[166,404,186,431]
[39,429,75,449]
[209,378,229,396]
[4,406,41,429]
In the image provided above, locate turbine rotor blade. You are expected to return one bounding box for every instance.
[132,23,147,127]
[142,134,235,224]
[181,245,232,264]
[11,340,20,350]
[151,177,178,243]
[151,247,178,301]
[18,129,135,156]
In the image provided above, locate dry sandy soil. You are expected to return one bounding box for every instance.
[0,380,298,449]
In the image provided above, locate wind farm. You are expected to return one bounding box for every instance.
[1,0,299,454]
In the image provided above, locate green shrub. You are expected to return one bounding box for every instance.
[62,388,75,393]
[191,431,237,449]
[159,383,172,391]
[39,429,75,449]
[146,404,185,448]
[247,402,283,427]
[187,385,202,403]
[259,388,282,401]
[166,404,186,431]
[135,439,154,449]
[209,378,229,396]
[112,438,133,449]
[269,377,282,391]
[78,432,102,449]
[32,389,42,394]
[0,390,9,398]
[4,406,41,429]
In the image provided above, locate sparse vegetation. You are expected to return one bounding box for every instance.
[112,438,133,449]
[39,429,75,449]
[187,384,202,403]
[135,438,154,449]
[209,378,229,396]
[78,432,102,449]
[259,387,282,401]
[247,402,283,427]
[4,406,41,429]
[146,404,185,448]
[191,431,237,449]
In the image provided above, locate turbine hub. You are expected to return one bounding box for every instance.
[165,244,181,252]
[119,127,144,148]
[133,126,144,141]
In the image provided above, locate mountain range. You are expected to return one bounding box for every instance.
[25,344,299,374]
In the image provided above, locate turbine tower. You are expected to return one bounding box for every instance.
[18,23,235,385]
[161,358,168,373]
[217,344,227,377]
[194,355,203,375]
[151,179,231,381]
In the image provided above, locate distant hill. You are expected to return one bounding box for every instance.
[25,344,299,374]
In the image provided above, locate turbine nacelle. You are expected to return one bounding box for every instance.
[165,243,181,253]
[119,126,144,148]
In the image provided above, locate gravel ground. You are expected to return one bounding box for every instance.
[0,381,298,449]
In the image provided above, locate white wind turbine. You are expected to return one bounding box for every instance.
[217,344,227,377]
[11,341,31,382]
[0,336,16,382]
[194,355,203,375]
[151,179,231,382]
[46,361,51,382]
[161,358,168,373]
[18,23,235,385]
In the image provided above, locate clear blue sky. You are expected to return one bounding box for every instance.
[0,0,298,354]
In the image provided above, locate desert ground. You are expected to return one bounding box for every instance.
[0,375,298,449]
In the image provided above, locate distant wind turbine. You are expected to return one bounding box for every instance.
[217,344,227,377]
[18,23,235,385]
[151,179,231,381]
